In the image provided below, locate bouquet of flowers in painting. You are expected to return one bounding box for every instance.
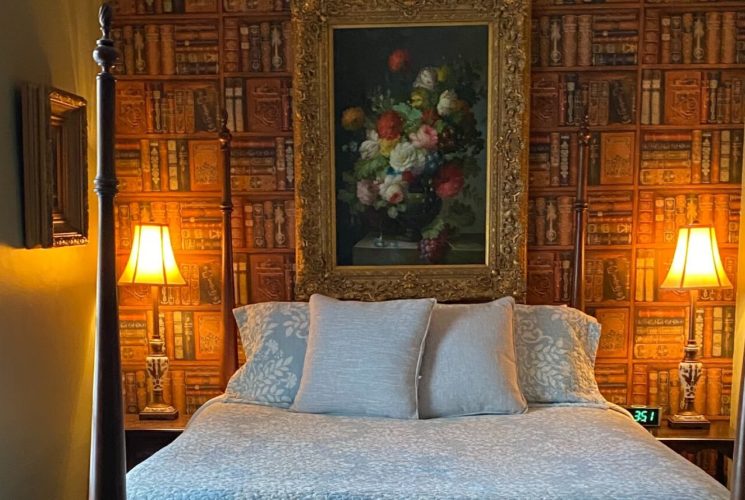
[337,47,486,264]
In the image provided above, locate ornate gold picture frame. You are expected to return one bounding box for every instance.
[293,0,529,301]
[21,83,89,248]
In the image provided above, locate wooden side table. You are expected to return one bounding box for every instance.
[651,420,735,486]
[125,414,187,471]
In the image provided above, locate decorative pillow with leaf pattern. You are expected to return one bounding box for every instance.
[226,302,309,408]
[514,304,606,406]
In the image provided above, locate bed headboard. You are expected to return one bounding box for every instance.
[215,118,593,383]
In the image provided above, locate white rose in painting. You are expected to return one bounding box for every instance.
[437,89,458,116]
[389,141,425,174]
[359,129,381,160]
[413,67,438,91]
[380,174,406,205]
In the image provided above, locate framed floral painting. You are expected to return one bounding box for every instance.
[293,0,529,302]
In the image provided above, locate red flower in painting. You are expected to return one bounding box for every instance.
[376,110,404,140]
[388,49,411,72]
[421,109,440,126]
[434,163,465,199]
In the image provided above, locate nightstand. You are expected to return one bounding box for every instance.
[651,420,735,486]
[125,414,187,471]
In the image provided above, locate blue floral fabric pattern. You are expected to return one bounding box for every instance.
[514,304,606,405]
[127,400,728,499]
[226,302,309,408]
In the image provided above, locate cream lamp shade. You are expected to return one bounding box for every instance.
[659,225,732,290]
[118,224,186,286]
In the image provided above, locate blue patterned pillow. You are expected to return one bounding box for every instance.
[514,304,606,406]
[226,302,309,408]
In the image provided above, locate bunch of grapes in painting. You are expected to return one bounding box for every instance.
[418,229,450,264]
[338,48,485,264]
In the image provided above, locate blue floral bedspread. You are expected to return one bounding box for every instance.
[127,398,728,499]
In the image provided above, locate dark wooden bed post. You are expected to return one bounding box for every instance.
[733,125,745,497]
[90,4,126,499]
[733,360,745,497]
[570,118,590,311]
[219,111,238,388]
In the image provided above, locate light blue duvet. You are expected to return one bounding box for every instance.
[127,398,728,499]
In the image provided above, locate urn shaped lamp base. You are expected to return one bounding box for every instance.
[138,284,180,421]
[667,289,710,430]
[656,227,733,433]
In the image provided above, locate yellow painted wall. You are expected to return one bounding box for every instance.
[0,1,100,498]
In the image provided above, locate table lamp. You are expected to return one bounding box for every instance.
[119,224,186,420]
[659,225,732,429]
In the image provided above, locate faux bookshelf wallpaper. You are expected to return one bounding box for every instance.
[111,0,294,418]
[529,0,742,427]
[111,0,742,442]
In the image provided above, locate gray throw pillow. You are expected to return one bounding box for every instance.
[514,304,606,405]
[419,297,527,418]
[291,294,436,419]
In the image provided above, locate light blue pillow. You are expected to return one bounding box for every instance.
[514,304,606,405]
[226,302,309,408]
[419,297,527,418]
[291,294,436,419]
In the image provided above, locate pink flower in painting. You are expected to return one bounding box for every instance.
[409,125,438,151]
[388,49,411,72]
[356,179,379,206]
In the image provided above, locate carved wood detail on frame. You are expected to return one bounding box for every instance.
[20,83,89,248]
[293,0,529,302]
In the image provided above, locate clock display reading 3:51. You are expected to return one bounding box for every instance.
[623,406,661,427]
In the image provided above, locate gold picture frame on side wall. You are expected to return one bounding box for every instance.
[20,83,89,248]
[293,0,530,302]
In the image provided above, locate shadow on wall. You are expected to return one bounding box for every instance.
[0,0,99,249]
[0,1,100,499]
[0,1,50,248]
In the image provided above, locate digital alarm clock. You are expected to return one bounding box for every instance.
[623,405,661,427]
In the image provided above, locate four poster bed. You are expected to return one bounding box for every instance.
[89,4,742,500]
